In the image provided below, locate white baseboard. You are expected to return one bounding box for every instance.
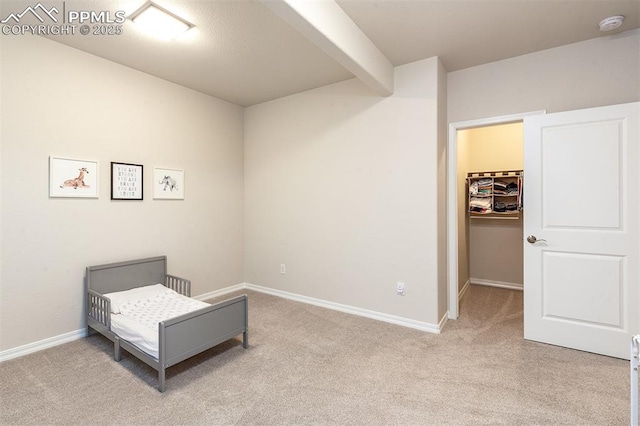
[194,283,246,301]
[470,278,523,291]
[438,311,448,331]
[244,282,443,334]
[458,279,471,300]
[1,281,444,362]
[0,328,86,363]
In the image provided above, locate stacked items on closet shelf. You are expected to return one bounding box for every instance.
[469,178,493,213]
[467,170,523,218]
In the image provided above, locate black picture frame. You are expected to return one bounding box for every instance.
[111,162,143,200]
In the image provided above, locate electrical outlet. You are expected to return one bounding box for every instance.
[396,282,405,296]
[280,264,286,275]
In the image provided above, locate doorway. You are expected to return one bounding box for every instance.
[447,111,544,319]
[448,103,638,359]
[457,122,524,307]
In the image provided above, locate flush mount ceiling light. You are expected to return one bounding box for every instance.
[599,15,624,32]
[129,1,193,40]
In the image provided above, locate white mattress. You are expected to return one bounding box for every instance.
[109,289,209,359]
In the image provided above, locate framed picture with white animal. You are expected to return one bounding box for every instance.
[153,167,184,200]
[111,162,143,200]
[49,156,99,198]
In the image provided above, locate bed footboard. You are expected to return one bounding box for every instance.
[157,294,248,392]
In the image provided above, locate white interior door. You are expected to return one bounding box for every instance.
[523,102,639,359]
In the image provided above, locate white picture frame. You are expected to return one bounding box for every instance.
[49,156,99,198]
[153,167,184,200]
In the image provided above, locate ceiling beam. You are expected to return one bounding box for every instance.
[260,0,394,96]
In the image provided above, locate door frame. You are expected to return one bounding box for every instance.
[446,110,545,319]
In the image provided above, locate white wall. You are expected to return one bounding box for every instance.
[0,36,244,352]
[244,57,446,327]
[448,29,640,123]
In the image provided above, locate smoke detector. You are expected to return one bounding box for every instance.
[599,15,624,32]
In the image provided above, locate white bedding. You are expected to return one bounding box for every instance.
[109,288,209,359]
[104,284,167,314]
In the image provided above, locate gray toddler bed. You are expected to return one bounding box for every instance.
[86,256,248,392]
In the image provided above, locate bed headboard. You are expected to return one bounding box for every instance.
[86,256,167,294]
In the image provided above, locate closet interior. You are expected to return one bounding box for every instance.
[457,122,524,300]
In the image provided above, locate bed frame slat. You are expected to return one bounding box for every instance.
[165,274,191,297]
[87,290,110,329]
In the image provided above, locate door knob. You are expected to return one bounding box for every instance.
[527,235,547,244]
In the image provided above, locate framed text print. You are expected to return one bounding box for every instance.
[49,156,99,198]
[111,162,143,200]
[153,168,184,200]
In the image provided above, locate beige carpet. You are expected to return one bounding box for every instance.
[0,285,629,425]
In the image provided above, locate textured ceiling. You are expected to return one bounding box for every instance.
[2,0,638,106]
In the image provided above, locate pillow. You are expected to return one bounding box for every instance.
[104,284,168,314]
